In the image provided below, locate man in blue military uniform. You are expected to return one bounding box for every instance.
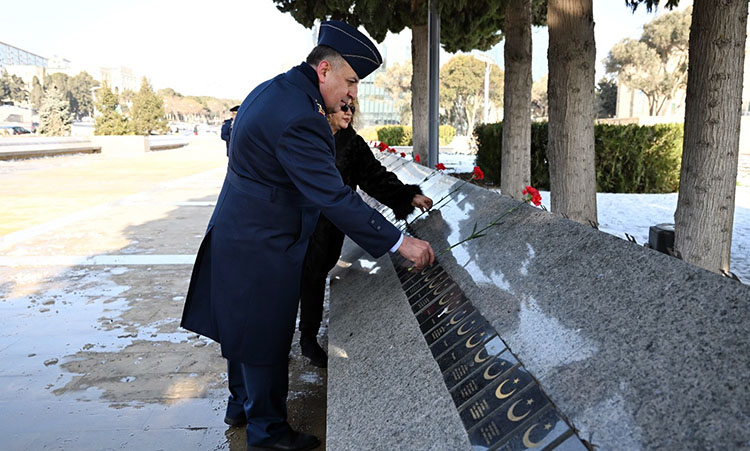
[220,105,239,155]
[181,20,434,451]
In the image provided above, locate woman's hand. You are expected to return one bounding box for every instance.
[411,194,433,213]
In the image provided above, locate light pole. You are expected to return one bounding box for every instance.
[474,53,494,124]
[428,0,440,169]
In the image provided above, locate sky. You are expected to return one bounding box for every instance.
[1,0,688,100]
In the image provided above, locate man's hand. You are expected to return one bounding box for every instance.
[397,235,434,270]
[411,194,433,213]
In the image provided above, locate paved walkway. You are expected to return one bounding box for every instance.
[0,137,327,450]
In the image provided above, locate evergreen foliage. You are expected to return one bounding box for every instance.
[595,78,618,118]
[39,71,98,119]
[625,0,680,12]
[94,83,131,135]
[69,72,99,119]
[30,76,44,110]
[0,69,29,103]
[38,85,73,136]
[475,121,683,193]
[130,77,168,135]
[273,0,546,52]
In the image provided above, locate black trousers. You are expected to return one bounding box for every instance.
[299,220,345,337]
[226,359,291,445]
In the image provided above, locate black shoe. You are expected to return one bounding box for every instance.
[224,414,246,427]
[300,335,327,368]
[248,430,321,451]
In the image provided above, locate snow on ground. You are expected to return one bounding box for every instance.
[439,153,750,283]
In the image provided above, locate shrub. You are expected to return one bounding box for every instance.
[474,122,683,193]
[439,125,456,146]
[358,126,379,142]
[376,125,409,146]
[376,125,454,147]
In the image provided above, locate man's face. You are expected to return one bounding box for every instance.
[317,59,359,113]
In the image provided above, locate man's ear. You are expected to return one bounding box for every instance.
[316,60,332,84]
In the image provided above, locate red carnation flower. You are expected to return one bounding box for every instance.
[400,152,406,158]
[415,155,421,163]
[378,142,388,151]
[389,147,397,154]
[435,163,446,171]
[522,185,542,206]
[473,166,485,180]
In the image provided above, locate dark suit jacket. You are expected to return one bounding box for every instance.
[220,118,232,154]
[181,63,401,365]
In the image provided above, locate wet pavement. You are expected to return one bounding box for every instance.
[0,137,328,450]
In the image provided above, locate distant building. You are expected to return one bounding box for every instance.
[100,66,138,94]
[357,72,400,127]
[1,41,138,97]
[0,42,47,68]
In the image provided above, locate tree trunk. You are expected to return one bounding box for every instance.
[501,0,532,199]
[411,24,429,165]
[547,0,598,225]
[674,0,748,274]
[465,96,479,141]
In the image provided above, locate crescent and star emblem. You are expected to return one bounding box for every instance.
[495,379,517,399]
[483,362,502,380]
[444,300,461,314]
[433,282,450,296]
[522,424,543,448]
[438,291,456,305]
[449,310,466,325]
[468,333,485,351]
[456,320,475,336]
[428,277,443,289]
[507,399,531,422]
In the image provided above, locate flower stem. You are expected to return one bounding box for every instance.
[407,175,475,225]
[434,204,521,258]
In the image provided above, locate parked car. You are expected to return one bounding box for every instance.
[0,125,32,135]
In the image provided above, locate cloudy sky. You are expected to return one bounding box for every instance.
[2,0,684,100]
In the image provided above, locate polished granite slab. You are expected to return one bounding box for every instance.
[373,156,750,450]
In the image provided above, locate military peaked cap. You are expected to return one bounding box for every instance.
[318,20,383,79]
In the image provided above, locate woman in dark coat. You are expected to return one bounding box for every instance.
[299,100,432,367]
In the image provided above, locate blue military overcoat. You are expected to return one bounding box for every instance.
[181,63,401,365]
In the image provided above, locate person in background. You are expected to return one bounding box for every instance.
[298,99,432,367]
[221,105,240,155]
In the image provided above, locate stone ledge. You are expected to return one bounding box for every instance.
[329,154,750,450]
[327,245,471,451]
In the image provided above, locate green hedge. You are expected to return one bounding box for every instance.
[358,126,379,142]
[474,122,683,193]
[377,125,410,146]
[376,125,455,146]
[439,125,456,146]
